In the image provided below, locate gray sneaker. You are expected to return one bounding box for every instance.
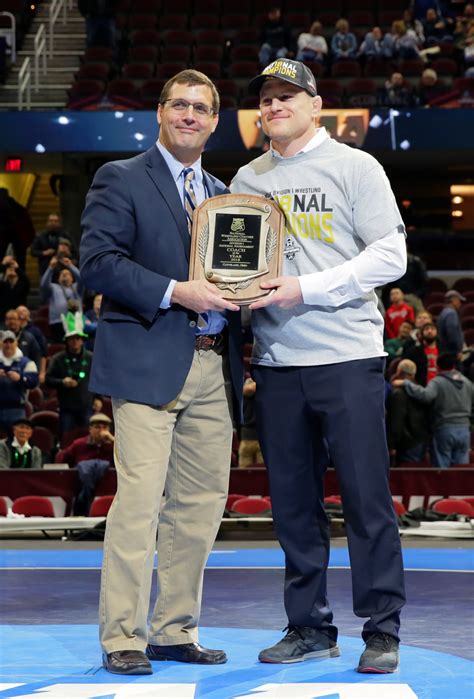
[357,633,400,673]
[258,626,340,664]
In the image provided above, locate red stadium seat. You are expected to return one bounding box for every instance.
[226,493,246,510]
[432,499,474,517]
[12,496,55,517]
[392,499,407,516]
[231,497,271,514]
[159,13,188,30]
[28,386,44,409]
[30,411,59,437]
[30,426,54,457]
[89,495,115,517]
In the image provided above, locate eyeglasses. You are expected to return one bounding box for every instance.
[162,98,215,117]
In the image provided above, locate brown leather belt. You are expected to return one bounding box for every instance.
[194,333,224,351]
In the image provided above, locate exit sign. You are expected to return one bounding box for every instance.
[5,158,22,171]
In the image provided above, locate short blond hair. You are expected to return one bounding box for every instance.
[398,359,417,377]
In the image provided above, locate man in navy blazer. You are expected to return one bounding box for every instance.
[80,70,243,675]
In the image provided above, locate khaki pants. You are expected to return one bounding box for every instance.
[100,348,233,653]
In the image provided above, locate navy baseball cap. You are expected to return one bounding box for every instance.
[248,59,317,96]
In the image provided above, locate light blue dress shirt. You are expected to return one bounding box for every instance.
[156,140,226,335]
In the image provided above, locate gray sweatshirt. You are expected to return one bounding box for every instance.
[404,369,473,430]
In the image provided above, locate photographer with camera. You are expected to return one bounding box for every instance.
[0,256,30,317]
[40,255,83,342]
[45,314,93,440]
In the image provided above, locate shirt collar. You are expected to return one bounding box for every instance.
[270,126,329,159]
[12,437,31,453]
[156,140,203,188]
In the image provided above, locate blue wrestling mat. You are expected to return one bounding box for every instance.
[0,626,472,698]
[0,546,473,571]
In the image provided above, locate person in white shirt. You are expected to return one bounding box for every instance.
[296,21,328,62]
[230,58,406,674]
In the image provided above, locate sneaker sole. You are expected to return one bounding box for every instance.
[259,645,341,664]
[357,664,399,674]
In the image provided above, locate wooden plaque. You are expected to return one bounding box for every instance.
[189,193,285,305]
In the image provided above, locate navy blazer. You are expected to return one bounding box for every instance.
[80,145,243,410]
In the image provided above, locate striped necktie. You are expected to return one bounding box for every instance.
[183,167,197,234]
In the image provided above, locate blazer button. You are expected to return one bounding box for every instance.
[189,320,197,328]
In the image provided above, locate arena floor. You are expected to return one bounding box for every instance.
[0,538,473,699]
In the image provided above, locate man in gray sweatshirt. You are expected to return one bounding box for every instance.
[402,352,473,467]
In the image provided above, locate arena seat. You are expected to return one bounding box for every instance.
[231,497,271,515]
[12,496,55,517]
[89,495,115,517]
[30,411,59,437]
[226,493,246,510]
[30,426,54,458]
[392,498,407,515]
[432,499,474,517]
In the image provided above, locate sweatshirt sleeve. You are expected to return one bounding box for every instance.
[404,379,439,403]
[299,227,407,307]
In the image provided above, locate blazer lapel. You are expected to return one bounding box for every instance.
[145,147,190,256]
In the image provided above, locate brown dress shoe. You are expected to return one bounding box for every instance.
[146,641,227,664]
[103,650,153,675]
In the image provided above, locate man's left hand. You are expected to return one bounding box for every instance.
[7,371,21,382]
[249,276,303,310]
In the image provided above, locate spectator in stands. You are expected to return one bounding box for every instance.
[0,188,35,270]
[0,255,30,317]
[402,9,425,45]
[16,305,48,383]
[463,28,474,73]
[391,246,428,313]
[381,71,414,107]
[41,256,83,342]
[359,27,386,60]
[400,353,473,468]
[238,378,263,468]
[78,0,117,49]
[423,7,454,45]
[412,310,432,339]
[402,321,440,386]
[31,213,74,277]
[384,320,414,362]
[437,289,465,356]
[258,7,292,67]
[62,412,114,515]
[331,19,358,60]
[84,293,102,350]
[0,331,38,433]
[382,21,421,60]
[387,359,430,464]
[296,21,328,63]
[385,288,416,339]
[62,412,114,467]
[4,309,42,375]
[45,315,93,438]
[416,68,449,105]
[0,417,42,469]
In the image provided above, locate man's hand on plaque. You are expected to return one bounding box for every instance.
[249,276,303,310]
[172,280,240,313]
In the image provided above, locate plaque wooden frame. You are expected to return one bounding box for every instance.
[189,193,285,305]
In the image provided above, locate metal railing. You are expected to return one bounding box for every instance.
[18,56,31,110]
[0,11,16,64]
[34,24,47,92]
[49,0,68,59]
